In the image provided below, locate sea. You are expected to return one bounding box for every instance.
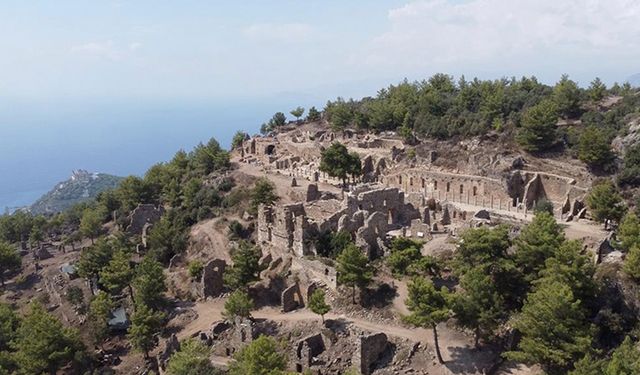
[0,96,319,212]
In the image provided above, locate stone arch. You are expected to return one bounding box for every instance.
[265,144,276,155]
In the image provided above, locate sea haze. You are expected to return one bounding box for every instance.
[0,96,313,211]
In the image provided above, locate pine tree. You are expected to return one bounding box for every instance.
[128,303,164,359]
[308,289,331,322]
[577,126,614,169]
[516,99,559,152]
[99,249,135,301]
[618,212,640,251]
[228,335,287,375]
[166,338,217,375]
[250,178,279,212]
[133,256,167,309]
[336,243,373,304]
[223,290,254,320]
[319,142,362,188]
[452,267,505,349]
[290,107,305,121]
[536,240,597,306]
[87,291,114,347]
[80,208,103,244]
[505,280,593,374]
[587,180,627,224]
[12,303,86,374]
[603,336,640,374]
[514,211,565,285]
[0,241,21,286]
[223,242,263,290]
[623,245,640,281]
[403,277,450,364]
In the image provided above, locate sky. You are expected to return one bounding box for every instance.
[1,0,639,209]
[1,0,639,103]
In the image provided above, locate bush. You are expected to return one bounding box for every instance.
[188,261,204,280]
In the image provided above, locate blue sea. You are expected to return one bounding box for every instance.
[0,96,319,211]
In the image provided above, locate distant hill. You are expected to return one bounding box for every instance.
[626,73,640,87]
[30,170,123,214]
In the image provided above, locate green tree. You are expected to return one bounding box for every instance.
[76,238,113,281]
[12,303,86,375]
[452,266,505,349]
[623,245,640,281]
[250,178,279,212]
[386,238,424,276]
[133,256,167,309]
[306,106,321,122]
[0,304,19,351]
[223,242,263,290]
[127,303,164,359]
[100,249,135,300]
[146,215,188,264]
[28,225,44,249]
[231,131,248,150]
[586,180,626,224]
[577,126,614,168]
[587,77,607,103]
[516,99,559,152]
[536,240,597,305]
[0,241,21,286]
[553,74,582,119]
[569,354,605,375]
[166,338,218,375]
[269,112,287,128]
[618,212,640,251]
[319,142,362,188]
[514,211,565,285]
[223,290,255,320]
[87,291,114,347]
[190,138,231,175]
[290,106,305,121]
[80,208,103,244]
[188,260,204,280]
[403,277,450,364]
[308,289,331,322]
[228,335,287,375]
[603,336,640,374]
[336,243,373,304]
[65,286,85,311]
[505,280,593,374]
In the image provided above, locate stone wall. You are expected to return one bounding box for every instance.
[126,204,164,235]
[352,332,388,375]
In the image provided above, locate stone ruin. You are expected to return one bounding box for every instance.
[257,184,422,260]
[126,204,164,235]
[191,259,226,300]
[353,332,389,375]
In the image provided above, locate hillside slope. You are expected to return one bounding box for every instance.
[30,170,123,214]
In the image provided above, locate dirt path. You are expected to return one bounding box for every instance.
[180,299,494,373]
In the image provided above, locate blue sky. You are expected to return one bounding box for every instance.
[2,0,639,103]
[1,0,639,209]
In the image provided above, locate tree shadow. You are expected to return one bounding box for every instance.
[444,344,499,375]
[361,282,396,308]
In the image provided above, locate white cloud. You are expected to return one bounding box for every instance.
[70,41,122,61]
[70,40,142,61]
[243,23,314,43]
[354,0,640,79]
[128,42,142,51]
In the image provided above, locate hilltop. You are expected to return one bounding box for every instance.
[29,170,123,214]
[1,74,640,375]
